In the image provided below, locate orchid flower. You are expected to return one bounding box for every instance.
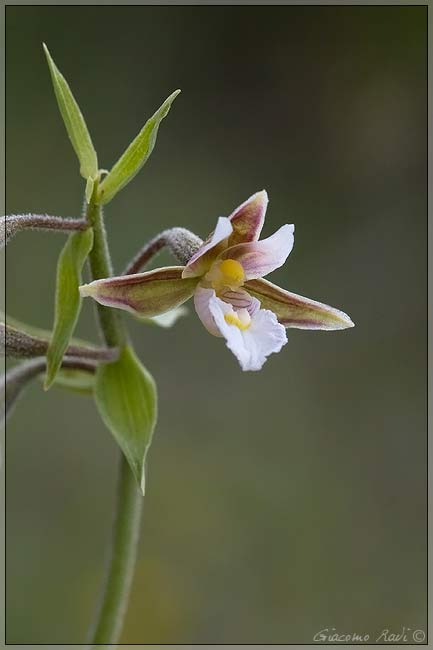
[80,191,354,371]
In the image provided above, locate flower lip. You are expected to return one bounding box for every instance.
[208,292,288,371]
[224,308,251,331]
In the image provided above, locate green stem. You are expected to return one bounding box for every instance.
[89,453,142,645]
[86,186,142,646]
[86,198,124,348]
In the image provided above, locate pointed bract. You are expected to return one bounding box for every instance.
[43,44,98,179]
[98,90,181,205]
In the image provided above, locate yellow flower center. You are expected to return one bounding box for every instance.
[224,307,251,331]
[206,258,245,291]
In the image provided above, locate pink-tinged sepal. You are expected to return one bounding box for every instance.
[182,217,233,279]
[80,266,199,317]
[221,224,294,280]
[245,278,355,330]
[227,190,268,246]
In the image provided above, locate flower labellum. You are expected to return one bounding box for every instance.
[80,191,354,371]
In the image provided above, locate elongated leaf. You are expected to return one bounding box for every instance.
[95,345,157,494]
[43,44,98,179]
[45,228,94,389]
[98,90,181,205]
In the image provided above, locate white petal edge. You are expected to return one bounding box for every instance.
[208,294,288,371]
[222,223,295,280]
[182,217,233,278]
[194,286,221,336]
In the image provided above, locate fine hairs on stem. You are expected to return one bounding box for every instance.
[123,227,203,275]
[1,214,88,248]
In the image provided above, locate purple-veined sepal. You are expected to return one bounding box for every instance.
[80,266,199,317]
[245,278,355,330]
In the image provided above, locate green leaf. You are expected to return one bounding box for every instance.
[45,228,94,389]
[98,90,181,205]
[94,345,157,494]
[43,43,98,179]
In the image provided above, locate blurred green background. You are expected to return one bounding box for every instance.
[5,5,426,644]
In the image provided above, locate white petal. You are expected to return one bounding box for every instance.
[208,295,288,371]
[221,223,294,280]
[194,286,222,336]
[182,217,233,278]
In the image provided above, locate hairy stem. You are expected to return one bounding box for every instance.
[86,185,142,646]
[2,214,87,248]
[123,227,203,275]
[1,321,118,362]
[86,199,125,348]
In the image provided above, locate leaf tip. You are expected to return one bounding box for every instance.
[43,376,53,391]
[168,89,181,106]
[42,42,52,64]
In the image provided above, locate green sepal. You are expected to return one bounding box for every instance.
[43,43,98,179]
[45,228,94,389]
[94,345,157,494]
[97,90,181,205]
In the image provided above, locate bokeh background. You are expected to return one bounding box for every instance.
[5,5,427,644]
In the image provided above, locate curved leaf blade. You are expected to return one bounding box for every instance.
[43,43,98,179]
[98,90,181,205]
[45,228,94,389]
[94,346,157,494]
